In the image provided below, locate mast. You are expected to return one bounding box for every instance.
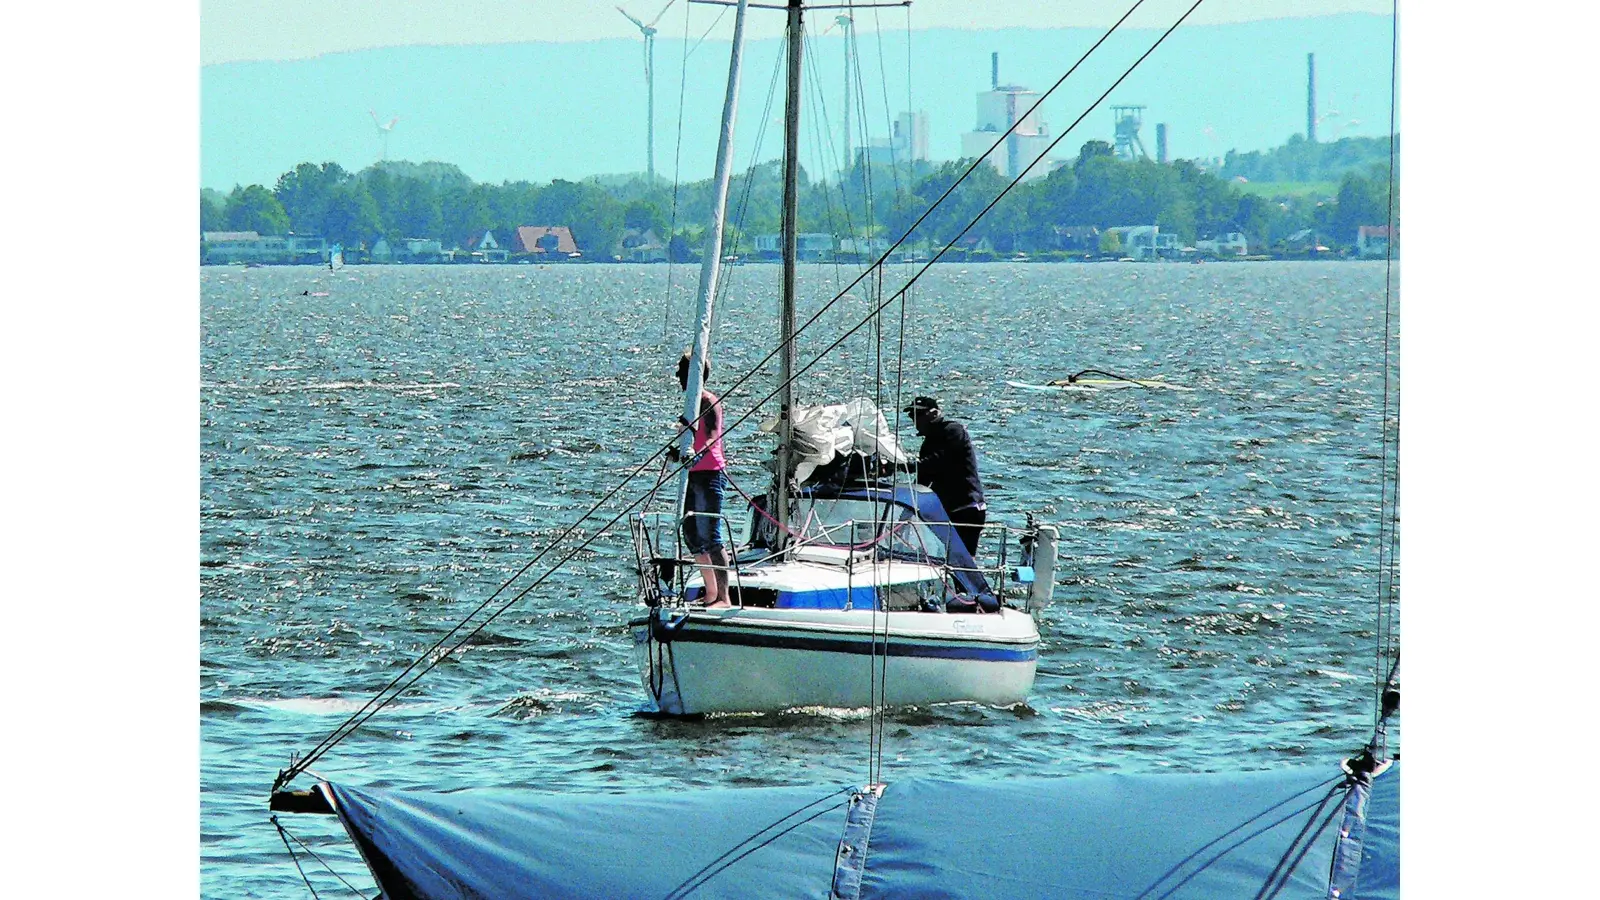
[774,0,804,545]
[647,29,656,181]
[677,0,750,502]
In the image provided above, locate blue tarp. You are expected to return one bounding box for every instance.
[324,762,1398,899]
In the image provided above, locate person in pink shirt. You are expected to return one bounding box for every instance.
[674,351,731,608]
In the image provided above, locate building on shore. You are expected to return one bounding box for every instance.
[201,231,329,265]
[466,229,509,263]
[752,233,834,261]
[511,225,581,259]
[959,53,1059,180]
[1356,225,1395,258]
[859,111,930,168]
[1106,225,1181,260]
[1194,232,1251,257]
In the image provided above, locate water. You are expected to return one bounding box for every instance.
[201,261,1399,897]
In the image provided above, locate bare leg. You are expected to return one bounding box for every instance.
[709,546,732,607]
[696,552,730,607]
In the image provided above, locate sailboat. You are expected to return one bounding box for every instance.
[626,0,1056,717]
[266,4,1400,897]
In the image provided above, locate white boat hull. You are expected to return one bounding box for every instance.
[630,606,1038,715]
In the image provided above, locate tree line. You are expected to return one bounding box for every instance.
[200,134,1397,257]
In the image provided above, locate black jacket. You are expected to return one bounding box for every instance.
[915,416,985,513]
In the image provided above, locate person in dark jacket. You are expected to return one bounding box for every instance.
[903,396,987,557]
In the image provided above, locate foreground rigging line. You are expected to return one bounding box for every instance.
[280,448,700,784]
[278,0,1189,784]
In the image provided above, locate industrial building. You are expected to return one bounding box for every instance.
[959,53,1059,180]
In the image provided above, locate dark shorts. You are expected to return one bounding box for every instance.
[682,469,727,555]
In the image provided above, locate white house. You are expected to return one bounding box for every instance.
[838,236,889,256]
[1107,225,1181,260]
[404,238,446,262]
[1195,232,1250,257]
[200,231,326,265]
[752,233,833,261]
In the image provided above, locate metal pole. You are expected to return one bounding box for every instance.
[647,33,657,181]
[678,0,750,506]
[775,0,803,548]
[841,16,851,179]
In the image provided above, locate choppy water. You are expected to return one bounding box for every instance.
[201,261,1399,897]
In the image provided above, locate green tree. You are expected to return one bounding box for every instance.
[320,182,381,246]
[394,177,443,239]
[274,162,348,234]
[201,190,227,232]
[624,199,665,234]
[223,185,290,234]
[1330,167,1393,245]
[1074,140,1115,172]
[440,183,495,248]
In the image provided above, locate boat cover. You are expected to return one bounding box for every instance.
[322,762,1398,899]
[762,399,909,483]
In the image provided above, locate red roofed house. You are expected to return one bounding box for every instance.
[511,225,581,259]
[1356,225,1395,259]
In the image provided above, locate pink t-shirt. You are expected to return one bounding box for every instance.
[690,390,726,472]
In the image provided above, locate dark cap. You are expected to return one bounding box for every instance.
[903,396,939,414]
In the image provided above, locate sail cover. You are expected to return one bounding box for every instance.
[762,399,910,483]
[322,762,1398,899]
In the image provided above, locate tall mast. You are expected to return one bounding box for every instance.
[774,0,804,544]
[677,0,750,501]
[647,30,656,181]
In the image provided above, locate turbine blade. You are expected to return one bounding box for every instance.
[646,0,676,29]
[617,6,646,31]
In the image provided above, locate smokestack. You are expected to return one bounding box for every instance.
[1156,123,1168,164]
[991,52,999,90]
[1307,53,1317,142]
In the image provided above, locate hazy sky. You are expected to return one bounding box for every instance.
[202,0,1393,65]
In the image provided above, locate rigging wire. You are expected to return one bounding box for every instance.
[277,434,695,786]
[1137,781,1345,900]
[869,5,902,198]
[272,815,371,899]
[663,0,706,341]
[664,2,735,340]
[1371,0,1401,758]
[1129,774,1342,900]
[1255,796,1347,900]
[277,0,1178,784]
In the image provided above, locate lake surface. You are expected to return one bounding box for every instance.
[201,260,1400,897]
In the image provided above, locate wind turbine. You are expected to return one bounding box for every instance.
[617,0,676,182]
[829,13,854,176]
[369,109,400,162]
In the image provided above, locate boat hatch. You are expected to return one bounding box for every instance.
[791,544,874,566]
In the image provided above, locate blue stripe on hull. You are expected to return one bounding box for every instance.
[633,620,1037,662]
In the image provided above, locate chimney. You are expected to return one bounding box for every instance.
[1307,53,1317,142]
[1156,123,1168,164]
[991,52,999,90]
